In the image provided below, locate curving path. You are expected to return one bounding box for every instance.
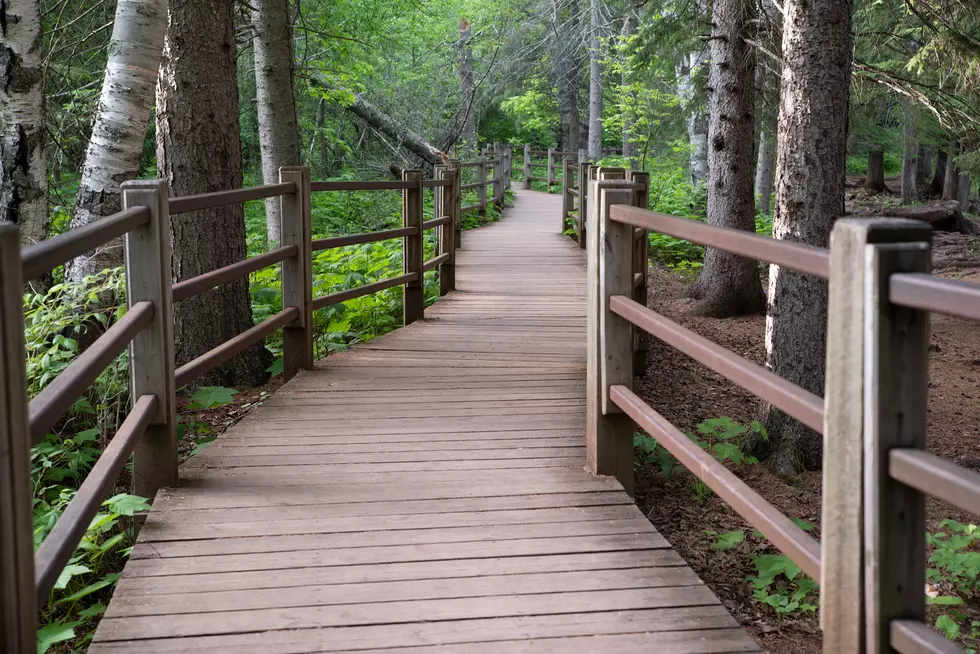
[90,189,759,653]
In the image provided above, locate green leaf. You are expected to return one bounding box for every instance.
[930,596,965,606]
[791,517,816,532]
[56,573,120,604]
[37,621,80,654]
[103,493,151,517]
[78,603,106,619]
[54,564,91,590]
[709,530,745,551]
[187,386,238,410]
[266,358,284,376]
[936,614,961,639]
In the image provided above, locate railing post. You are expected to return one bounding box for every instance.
[547,148,555,189]
[577,160,591,249]
[821,218,932,653]
[477,156,488,218]
[122,180,178,499]
[450,159,462,249]
[586,179,636,495]
[437,165,457,295]
[0,224,36,653]
[561,159,573,234]
[279,167,313,380]
[402,169,425,324]
[524,144,531,189]
[628,171,650,376]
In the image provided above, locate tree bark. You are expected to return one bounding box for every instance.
[0,0,48,246]
[755,129,775,214]
[956,174,971,210]
[677,50,709,186]
[458,19,477,158]
[929,149,948,197]
[915,145,931,193]
[316,97,328,176]
[157,0,272,387]
[762,0,853,475]
[251,0,300,243]
[865,145,885,193]
[342,93,446,166]
[620,8,638,165]
[587,0,603,159]
[901,103,917,204]
[943,141,959,201]
[66,0,167,278]
[690,0,765,317]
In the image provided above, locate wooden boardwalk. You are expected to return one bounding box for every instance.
[91,190,759,653]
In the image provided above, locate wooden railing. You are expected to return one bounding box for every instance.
[458,145,512,217]
[0,159,477,649]
[584,169,980,654]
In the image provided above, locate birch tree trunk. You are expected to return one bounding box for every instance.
[587,0,603,159]
[458,19,477,158]
[620,8,638,165]
[157,0,272,387]
[251,0,300,243]
[943,141,959,201]
[690,0,765,317]
[762,0,854,475]
[549,0,581,152]
[316,98,328,175]
[0,0,47,246]
[677,51,709,186]
[67,0,167,279]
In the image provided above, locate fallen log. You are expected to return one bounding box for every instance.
[850,201,980,235]
[345,95,447,166]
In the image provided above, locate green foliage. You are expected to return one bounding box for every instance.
[186,386,239,410]
[634,431,674,478]
[747,554,819,619]
[927,520,980,650]
[687,416,766,467]
[707,529,745,551]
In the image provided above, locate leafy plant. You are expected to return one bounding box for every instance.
[687,416,766,467]
[747,554,819,620]
[634,431,674,478]
[707,529,745,551]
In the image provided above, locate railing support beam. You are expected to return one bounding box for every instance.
[403,169,425,324]
[523,144,531,190]
[586,179,636,495]
[436,165,457,295]
[122,180,177,499]
[821,218,932,653]
[280,167,313,380]
[628,171,650,376]
[0,224,36,652]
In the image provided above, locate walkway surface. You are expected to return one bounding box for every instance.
[91,190,759,653]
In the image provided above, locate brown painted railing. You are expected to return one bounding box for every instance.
[584,171,980,653]
[0,161,471,649]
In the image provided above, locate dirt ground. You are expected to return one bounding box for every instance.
[633,257,980,653]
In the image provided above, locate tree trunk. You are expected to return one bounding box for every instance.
[620,8,638,165]
[943,142,959,201]
[0,0,48,246]
[316,97,328,176]
[251,0,300,243]
[865,145,885,193]
[677,50,709,186]
[915,145,931,193]
[458,19,477,158]
[690,0,765,317]
[762,0,853,475]
[587,0,603,159]
[66,0,167,279]
[901,103,917,204]
[929,149,948,197]
[157,0,272,387]
[956,174,971,210]
[755,129,775,214]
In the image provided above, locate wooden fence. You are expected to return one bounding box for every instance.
[0,153,504,649]
[584,169,980,654]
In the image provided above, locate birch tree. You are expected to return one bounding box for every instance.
[252,0,301,243]
[677,50,709,186]
[458,18,477,157]
[66,0,168,279]
[0,0,47,245]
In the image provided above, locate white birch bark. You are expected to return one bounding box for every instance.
[252,0,300,243]
[0,0,47,245]
[677,50,709,186]
[68,0,168,279]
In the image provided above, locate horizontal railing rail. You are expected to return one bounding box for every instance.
[312,272,419,312]
[172,245,298,302]
[585,172,980,653]
[169,182,297,214]
[311,226,416,252]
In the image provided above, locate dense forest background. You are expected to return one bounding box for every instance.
[1,0,978,650]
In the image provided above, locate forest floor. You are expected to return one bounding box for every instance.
[634,251,980,652]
